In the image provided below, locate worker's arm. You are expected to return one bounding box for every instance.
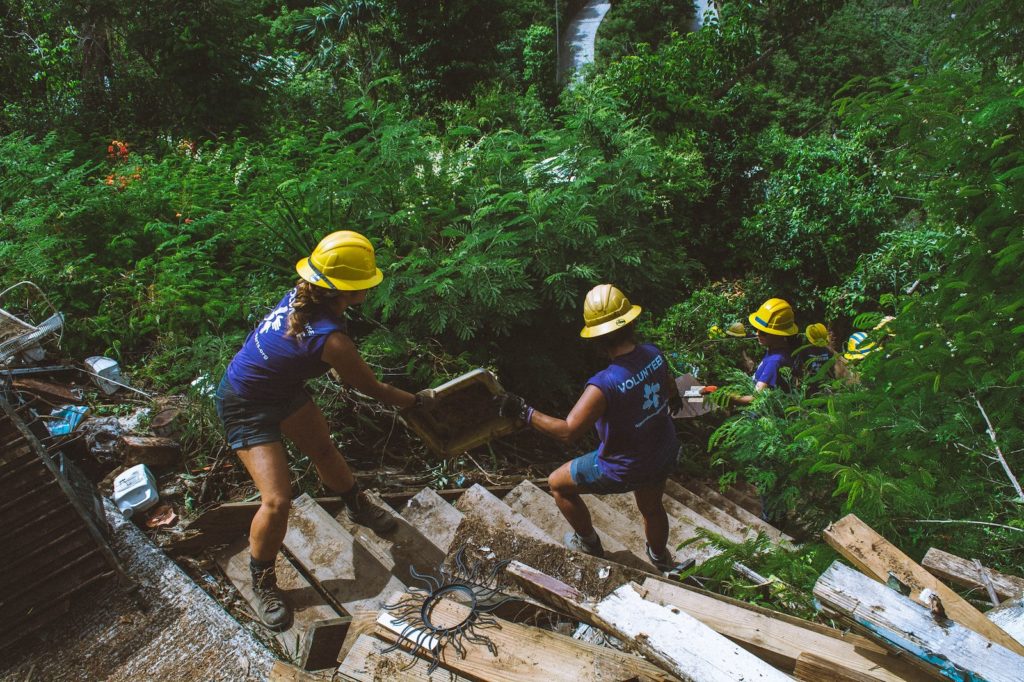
[532,385,606,444]
[503,385,605,445]
[321,332,417,409]
[732,381,769,405]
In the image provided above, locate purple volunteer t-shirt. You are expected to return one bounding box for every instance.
[753,348,791,388]
[225,288,347,401]
[587,343,680,483]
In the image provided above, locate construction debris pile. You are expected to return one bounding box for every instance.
[176,478,1024,681]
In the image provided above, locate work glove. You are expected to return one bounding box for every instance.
[495,392,533,426]
[413,388,437,411]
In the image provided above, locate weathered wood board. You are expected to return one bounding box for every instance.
[376,591,679,682]
[641,578,929,681]
[922,547,1024,603]
[814,561,1024,682]
[337,634,472,681]
[823,514,1024,656]
[506,562,791,682]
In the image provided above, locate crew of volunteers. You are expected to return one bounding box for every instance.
[214,229,887,626]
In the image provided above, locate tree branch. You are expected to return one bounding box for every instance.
[900,519,1024,534]
[973,395,1024,502]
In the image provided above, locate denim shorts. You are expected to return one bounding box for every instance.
[214,374,311,450]
[569,447,677,494]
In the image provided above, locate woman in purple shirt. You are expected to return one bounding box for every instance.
[499,284,680,572]
[733,298,798,405]
[215,231,434,631]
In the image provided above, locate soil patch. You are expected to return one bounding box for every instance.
[447,515,648,601]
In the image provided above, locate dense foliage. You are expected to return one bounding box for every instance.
[3,0,1022,586]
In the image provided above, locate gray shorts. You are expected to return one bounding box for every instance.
[214,375,311,450]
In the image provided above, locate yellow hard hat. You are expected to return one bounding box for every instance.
[725,322,747,338]
[296,231,384,291]
[580,284,641,338]
[749,298,798,336]
[805,323,829,347]
[844,331,877,360]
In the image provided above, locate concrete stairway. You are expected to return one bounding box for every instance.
[217,476,788,676]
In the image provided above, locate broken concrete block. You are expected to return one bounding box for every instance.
[120,435,181,468]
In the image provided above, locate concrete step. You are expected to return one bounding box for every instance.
[334,490,446,587]
[399,487,464,555]
[684,480,792,544]
[663,480,749,543]
[596,493,718,568]
[216,537,349,671]
[282,494,407,663]
[503,480,649,571]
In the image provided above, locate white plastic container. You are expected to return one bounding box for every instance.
[85,355,123,395]
[112,464,159,519]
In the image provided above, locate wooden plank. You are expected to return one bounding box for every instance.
[337,634,473,681]
[793,653,886,682]
[988,601,1024,648]
[215,537,348,669]
[684,480,791,543]
[922,547,1024,603]
[375,591,679,682]
[823,514,1024,655]
[814,560,1024,682]
[641,578,930,681]
[505,562,791,682]
[503,479,650,570]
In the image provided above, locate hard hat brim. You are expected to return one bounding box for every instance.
[296,258,384,291]
[748,311,798,336]
[580,305,641,338]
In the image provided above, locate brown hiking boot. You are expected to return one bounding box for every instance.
[250,562,292,631]
[346,493,398,534]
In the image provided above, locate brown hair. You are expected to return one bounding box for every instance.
[286,280,340,337]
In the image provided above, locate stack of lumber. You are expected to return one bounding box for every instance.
[816,514,1024,681]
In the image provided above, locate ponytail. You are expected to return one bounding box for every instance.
[286,280,338,337]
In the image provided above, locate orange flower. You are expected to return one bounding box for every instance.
[184,218,194,224]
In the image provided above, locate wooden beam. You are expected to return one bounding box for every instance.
[269,661,336,681]
[793,653,890,682]
[640,578,929,681]
[814,561,1024,682]
[375,591,677,682]
[505,561,791,682]
[922,547,1024,603]
[822,514,1024,656]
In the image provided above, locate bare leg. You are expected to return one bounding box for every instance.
[280,399,354,494]
[236,442,293,562]
[548,461,595,536]
[634,479,669,555]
